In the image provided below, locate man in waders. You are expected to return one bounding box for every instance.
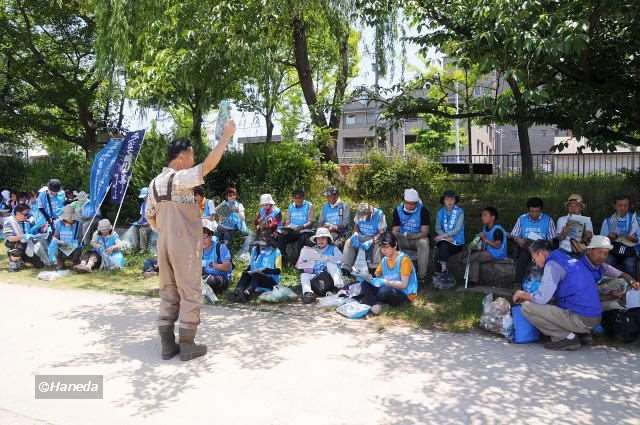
[146,119,236,361]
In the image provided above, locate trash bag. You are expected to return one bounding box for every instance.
[479,293,513,338]
[318,292,349,308]
[37,270,71,281]
[202,280,219,304]
[511,305,540,343]
[258,285,298,303]
[336,301,370,319]
[522,266,543,294]
[121,225,139,251]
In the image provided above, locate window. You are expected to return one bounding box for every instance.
[404,135,417,145]
[343,137,366,151]
[345,114,356,126]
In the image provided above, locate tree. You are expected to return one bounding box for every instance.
[0,0,123,156]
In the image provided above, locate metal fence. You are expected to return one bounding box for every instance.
[439,153,640,176]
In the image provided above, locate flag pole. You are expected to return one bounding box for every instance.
[112,133,146,228]
[81,183,112,243]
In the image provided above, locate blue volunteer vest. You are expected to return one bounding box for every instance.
[250,246,281,283]
[203,199,215,218]
[396,203,424,234]
[95,233,125,268]
[56,221,80,246]
[381,252,418,296]
[518,213,552,240]
[259,206,281,223]
[483,224,507,260]
[38,191,65,220]
[607,213,633,235]
[313,244,337,274]
[358,208,384,236]
[437,206,465,245]
[202,241,232,280]
[322,202,346,226]
[288,200,311,227]
[221,201,243,230]
[548,250,602,317]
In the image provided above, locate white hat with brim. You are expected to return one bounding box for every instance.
[260,194,275,206]
[201,219,217,233]
[310,227,333,243]
[60,205,76,222]
[587,235,613,250]
[97,218,113,232]
[404,188,421,203]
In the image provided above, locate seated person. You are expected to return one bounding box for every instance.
[194,186,216,220]
[510,197,556,283]
[128,187,154,252]
[142,256,159,278]
[513,237,640,351]
[467,207,508,285]
[74,219,125,273]
[318,186,351,248]
[296,227,343,303]
[342,202,387,273]
[277,189,314,266]
[48,205,83,270]
[391,188,430,282]
[35,179,65,228]
[359,232,419,315]
[214,187,250,254]
[3,204,45,271]
[434,190,465,280]
[254,194,282,238]
[556,194,593,255]
[201,219,233,295]
[232,233,282,303]
[64,189,77,206]
[600,194,638,276]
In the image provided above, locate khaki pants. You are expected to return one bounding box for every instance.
[156,202,203,330]
[468,250,494,284]
[521,302,601,341]
[396,234,429,279]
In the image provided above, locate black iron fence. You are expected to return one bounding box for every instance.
[439,153,640,176]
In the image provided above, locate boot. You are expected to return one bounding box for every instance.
[178,328,207,361]
[158,325,179,360]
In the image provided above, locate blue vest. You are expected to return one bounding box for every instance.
[321,202,346,226]
[607,213,633,235]
[357,208,384,236]
[548,250,602,317]
[381,252,418,296]
[202,241,232,280]
[250,246,281,283]
[56,220,81,246]
[437,206,464,245]
[95,233,125,268]
[202,199,215,218]
[396,203,424,234]
[288,200,311,226]
[259,206,281,223]
[312,244,337,274]
[483,224,507,260]
[37,191,65,220]
[518,213,552,240]
[220,201,245,231]
[137,200,148,225]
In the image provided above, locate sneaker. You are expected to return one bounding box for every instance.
[544,337,581,351]
[370,304,385,316]
[578,333,593,346]
[302,292,316,304]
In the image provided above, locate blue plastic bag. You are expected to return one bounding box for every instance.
[512,305,540,344]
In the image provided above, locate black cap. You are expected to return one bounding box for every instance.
[48,179,61,192]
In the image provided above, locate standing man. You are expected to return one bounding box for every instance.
[391,188,430,283]
[146,119,236,362]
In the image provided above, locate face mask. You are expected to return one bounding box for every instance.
[404,207,416,214]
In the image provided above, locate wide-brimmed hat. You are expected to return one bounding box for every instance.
[201,218,217,233]
[440,190,460,205]
[587,235,613,250]
[310,227,333,243]
[60,205,76,222]
[565,194,585,208]
[138,187,149,199]
[259,194,275,206]
[403,188,421,203]
[97,218,113,232]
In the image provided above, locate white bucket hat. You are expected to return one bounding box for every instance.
[97,218,113,232]
[404,188,421,203]
[587,235,613,250]
[60,205,76,222]
[76,191,89,203]
[310,227,334,243]
[260,194,275,206]
[201,218,217,233]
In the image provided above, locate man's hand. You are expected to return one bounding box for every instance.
[630,279,640,290]
[222,119,236,141]
[203,119,237,176]
[559,226,570,239]
[512,290,532,304]
[608,232,618,241]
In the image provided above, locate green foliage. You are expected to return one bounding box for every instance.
[346,151,448,211]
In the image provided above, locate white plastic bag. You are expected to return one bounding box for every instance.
[37,270,71,281]
[202,281,219,304]
[479,294,513,338]
[317,293,349,308]
[258,285,298,303]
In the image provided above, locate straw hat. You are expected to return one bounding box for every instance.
[565,194,585,208]
[310,227,334,243]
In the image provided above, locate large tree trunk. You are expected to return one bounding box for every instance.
[292,13,325,129]
[191,102,203,148]
[265,111,274,144]
[506,76,533,178]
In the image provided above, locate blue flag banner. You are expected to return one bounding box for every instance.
[110,130,146,203]
[87,138,124,217]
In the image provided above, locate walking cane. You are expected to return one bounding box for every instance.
[464,246,472,289]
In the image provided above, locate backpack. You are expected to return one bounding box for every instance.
[310,271,335,296]
[601,308,640,343]
[214,242,234,273]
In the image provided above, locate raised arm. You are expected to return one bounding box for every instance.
[202,120,236,177]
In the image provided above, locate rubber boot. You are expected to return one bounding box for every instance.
[158,325,179,360]
[178,328,207,361]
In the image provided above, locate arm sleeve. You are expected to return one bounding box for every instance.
[145,183,158,221]
[392,209,400,228]
[494,228,504,242]
[630,215,639,236]
[602,262,623,278]
[435,211,444,235]
[585,217,593,232]
[220,245,232,262]
[449,211,465,236]
[510,217,522,238]
[547,217,557,239]
[600,219,609,236]
[378,214,387,232]
[531,260,565,304]
[172,164,204,190]
[400,256,414,277]
[341,204,351,228]
[420,208,430,227]
[375,262,382,276]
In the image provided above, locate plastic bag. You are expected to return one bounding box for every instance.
[317,293,349,308]
[522,266,543,294]
[202,281,219,304]
[511,305,540,343]
[336,301,370,319]
[258,285,298,303]
[121,225,139,251]
[37,270,71,281]
[479,294,513,338]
